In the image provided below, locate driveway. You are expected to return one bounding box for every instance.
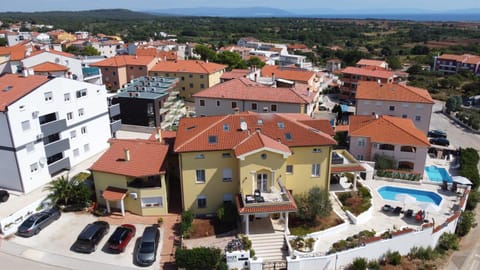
[430,101,480,150]
[4,212,161,270]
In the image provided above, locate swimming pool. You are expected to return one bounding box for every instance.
[377,186,442,206]
[425,165,452,183]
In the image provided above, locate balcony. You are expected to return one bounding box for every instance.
[82,67,101,79]
[40,119,67,137]
[108,103,120,117]
[236,181,297,215]
[44,138,70,157]
[48,157,71,175]
[110,119,122,134]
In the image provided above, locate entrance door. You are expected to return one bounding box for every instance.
[256,173,268,193]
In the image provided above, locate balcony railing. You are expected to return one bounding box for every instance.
[82,67,101,79]
[110,119,122,134]
[40,119,67,137]
[108,103,120,117]
[48,157,71,175]
[44,138,70,157]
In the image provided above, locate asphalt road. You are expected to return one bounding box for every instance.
[430,101,480,150]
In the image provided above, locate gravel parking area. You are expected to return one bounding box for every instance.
[8,212,161,270]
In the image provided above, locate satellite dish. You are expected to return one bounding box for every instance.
[240,121,248,131]
[39,157,47,166]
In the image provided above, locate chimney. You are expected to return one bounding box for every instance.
[22,67,28,77]
[272,72,275,82]
[124,148,130,161]
[28,68,34,76]
[156,128,163,144]
[185,106,189,118]
[307,87,310,96]
[254,73,257,82]
[234,107,240,114]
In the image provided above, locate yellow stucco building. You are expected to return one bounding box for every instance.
[149,60,226,101]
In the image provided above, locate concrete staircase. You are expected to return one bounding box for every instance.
[249,232,286,261]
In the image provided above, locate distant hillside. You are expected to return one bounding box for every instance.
[149,7,293,17]
[0,9,157,24]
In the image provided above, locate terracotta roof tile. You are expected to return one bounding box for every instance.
[32,62,69,72]
[349,115,430,146]
[193,77,313,104]
[150,60,226,74]
[174,112,337,153]
[0,74,50,111]
[356,59,387,67]
[220,69,250,80]
[331,165,366,173]
[102,187,128,201]
[28,49,74,58]
[0,43,27,61]
[356,81,434,104]
[341,66,395,79]
[261,65,315,83]
[91,55,156,67]
[90,139,169,178]
[234,131,291,157]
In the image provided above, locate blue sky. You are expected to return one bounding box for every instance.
[1,0,479,12]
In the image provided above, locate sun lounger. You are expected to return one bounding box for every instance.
[393,206,402,215]
[404,209,414,218]
[382,204,393,212]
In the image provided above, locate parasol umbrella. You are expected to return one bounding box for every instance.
[452,176,472,186]
[395,193,416,207]
[419,202,440,220]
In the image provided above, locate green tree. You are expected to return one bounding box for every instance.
[246,56,266,68]
[436,233,459,253]
[386,55,402,70]
[44,175,92,208]
[175,247,222,269]
[411,45,430,55]
[82,45,100,56]
[294,186,331,222]
[0,38,6,46]
[445,96,460,113]
[216,202,237,226]
[194,44,216,62]
[351,258,368,270]
[462,81,480,96]
[407,64,422,75]
[215,51,247,70]
[455,210,476,236]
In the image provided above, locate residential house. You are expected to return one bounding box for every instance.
[193,77,316,116]
[220,69,250,82]
[174,112,337,225]
[237,37,260,48]
[30,62,68,77]
[111,76,181,129]
[355,81,434,134]
[340,66,395,99]
[279,54,312,69]
[149,60,226,101]
[326,59,342,73]
[90,55,157,91]
[287,44,311,54]
[0,42,27,74]
[348,114,430,174]
[356,59,389,70]
[0,73,111,193]
[90,136,170,216]
[6,32,32,46]
[433,53,480,76]
[260,65,317,88]
[93,40,125,58]
[135,47,177,61]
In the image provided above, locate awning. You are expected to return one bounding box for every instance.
[102,186,128,201]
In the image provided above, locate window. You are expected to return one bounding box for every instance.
[83,143,90,152]
[76,88,87,98]
[223,124,230,131]
[285,133,292,141]
[223,194,233,203]
[222,152,232,158]
[189,74,193,78]
[44,92,53,101]
[261,153,267,160]
[208,135,217,144]
[257,119,263,125]
[199,100,205,107]
[181,87,185,91]
[64,93,71,102]
[200,74,204,79]
[271,104,277,111]
[402,114,407,118]
[379,144,394,151]
[73,148,80,157]
[197,196,207,208]
[189,83,194,88]
[277,122,285,129]
[216,100,220,107]
[415,115,421,121]
[81,126,87,134]
[200,84,205,89]
[400,146,416,153]
[358,138,366,147]
[195,153,205,159]
[363,101,371,105]
[251,103,257,110]
[181,76,185,81]
[196,169,206,183]
[312,148,322,153]
[311,164,321,177]
[141,197,163,208]
[222,168,232,182]
[21,120,30,131]
[286,165,293,174]
[70,130,77,139]
[389,106,395,111]
[19,105,25,111]
[78,108,84,117]
[357,154,364,160]
[67,112,73,120]
[231,102,237,108]
[30,163,38,173]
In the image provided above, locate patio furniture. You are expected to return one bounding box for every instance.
[404,209,414,218]
[382,204,393,212]
[441,181,449,191]
[245,195,255,203]
[393,206,402,215]
[415,210,425,222]
[255,196,265,203]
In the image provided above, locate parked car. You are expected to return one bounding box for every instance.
[428,129,447,138]
[430,137,450,147]
[107,224,136,253]
[16,207,61,237]
[135,226,160,266]
[0,190,9,203]
[72,221,110,253]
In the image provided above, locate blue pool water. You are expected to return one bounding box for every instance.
[425,165,452,183]
[377,186,442,206]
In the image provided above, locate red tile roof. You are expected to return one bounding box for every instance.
[341,66,395,79]
[234,131,291,157]
[287,44,309,50]
[90,139,169,177]
[32,62,69,72]
[28,49,74,58]
[0,43,27,61]
[150,60,226,74]
[102,186,128,201]
[136,48,178,61]
[91,55,156,67]
[193,77,313,104]
[356,59,387,67]
[349,115,430,146]
[298,120,335,136]
[330,165,366,173]
[174,112,337,153]
[261,65,315,83]
[0,74,50,111]
[356,81,434,104]
[220,69,250,80]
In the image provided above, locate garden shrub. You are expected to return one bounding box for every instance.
[367,260,380,270]
[410,246,438,260]
[181,210,194,236]
[456,210,476,237]
[466,189,480,211]
[385,251,401,265]
[216,202,237,226]
[436,232,459,253]
[350,258,367,270]
[293,186,332,222]
[175,247,222,269]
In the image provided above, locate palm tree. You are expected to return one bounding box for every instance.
[44,175,92,208]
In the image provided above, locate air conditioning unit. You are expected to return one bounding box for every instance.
[36,133,44,140]
[32,111,40,118]
[129,193,138,199]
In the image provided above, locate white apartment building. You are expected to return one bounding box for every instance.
[0,73,111,193]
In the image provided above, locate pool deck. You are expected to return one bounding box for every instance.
[316,178,462,253]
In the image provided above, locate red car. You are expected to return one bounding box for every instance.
[107,224,136,253]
